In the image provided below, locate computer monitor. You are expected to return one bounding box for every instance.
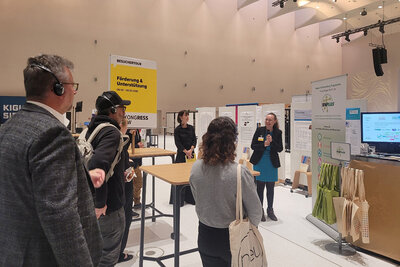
[361,112,400,154]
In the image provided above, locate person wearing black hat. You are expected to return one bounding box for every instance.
[86,91,131,266]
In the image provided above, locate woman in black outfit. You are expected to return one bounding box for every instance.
[169,110,197,206]
[250,113,283,221]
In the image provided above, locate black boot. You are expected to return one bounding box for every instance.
[261,209,266,222]
[267,208,278,221]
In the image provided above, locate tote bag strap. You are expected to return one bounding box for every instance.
[355,169,366,201]
[235,164,243,222]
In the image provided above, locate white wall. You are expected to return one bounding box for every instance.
[0,0,342,126]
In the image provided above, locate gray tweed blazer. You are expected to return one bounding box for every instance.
[0,103,102,266]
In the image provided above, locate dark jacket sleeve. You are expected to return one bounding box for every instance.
[174,126,184,152]
[88,127,121,208]
[270,129,283,153]
[31,127,95,265]
[190,125,197,148]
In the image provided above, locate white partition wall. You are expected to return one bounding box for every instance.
[166,112,175,134]
[261,104,286,182]
[290,102,312,185]
[195,107,216,140]
[237,105,258,161]
[345,99,367,155]
[218,106,236,122]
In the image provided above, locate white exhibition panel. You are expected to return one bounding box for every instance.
[261,104,286,182]
[237,105,257,161]
[188,112,195,128]
[290,102,312,186]
[195,107,216,140]
[166,113,175,134]
[345,99,367,155]
[218,106,236,122]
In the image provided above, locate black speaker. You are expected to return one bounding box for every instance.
[31,64,65,96]
[372,48,384,76]
[75,101,83,112]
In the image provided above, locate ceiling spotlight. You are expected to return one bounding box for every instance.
[379,24,385,33]
[336,37,340,43]
[345,34,350,42]
[343,17,347,20]
[364,29,368,36]
[360,8,367,16]
[378,5,383,8]
[280,1,284,8]
[332,0,337,2]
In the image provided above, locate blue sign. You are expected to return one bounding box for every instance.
[346,108,360,120]
[0,96,26,124]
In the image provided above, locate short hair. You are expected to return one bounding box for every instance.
[199,117,238,165]
[266,112,280,130]
[177,110,189,124]
[23,54,74,100]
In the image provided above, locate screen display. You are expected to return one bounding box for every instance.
[361,112,400,143]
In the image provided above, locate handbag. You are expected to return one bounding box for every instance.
[229,164,267,267]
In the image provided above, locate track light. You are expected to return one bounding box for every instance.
[345,34,350,42]
[336,37,340,43]
[379,24,385,33]
[364,29,368,36]
[279,1,284,8]
[360,8,367,16]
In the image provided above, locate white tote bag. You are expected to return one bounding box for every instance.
[229,164,267,267]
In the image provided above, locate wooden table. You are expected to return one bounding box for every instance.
[129,148,176,223]
[138,162,260,267]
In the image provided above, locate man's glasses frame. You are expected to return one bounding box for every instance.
[62,82,79,91]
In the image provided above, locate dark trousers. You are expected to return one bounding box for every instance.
[98,208,125,267]
[198,221,231,267]
[119,180,133,257]
[256,180,275,209]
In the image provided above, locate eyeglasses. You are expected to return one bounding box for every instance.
[62,82,79,91]
[116,105,126,111]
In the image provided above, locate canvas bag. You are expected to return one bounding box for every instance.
[77,122,128,182]
[350,169,370,243]
[229,164,267,267]
[333,167,354,236]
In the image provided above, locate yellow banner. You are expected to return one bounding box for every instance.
[110,55,157,128]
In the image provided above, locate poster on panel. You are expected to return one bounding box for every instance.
[311,74,347,206]
[0,96,26,124]
[219,106,236,122]
[109,55,157,128]
[195,107,216,140]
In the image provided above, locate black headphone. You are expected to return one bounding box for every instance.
[100,94,117,114]
[30,64,64,96]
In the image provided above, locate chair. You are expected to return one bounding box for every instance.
[291,163,312,198]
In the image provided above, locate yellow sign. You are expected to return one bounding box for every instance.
[110,55,157,128]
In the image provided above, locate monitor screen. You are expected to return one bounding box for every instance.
[361,112,400,154]
[361,112,400,143]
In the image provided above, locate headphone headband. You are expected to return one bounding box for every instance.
[30,64,64,96]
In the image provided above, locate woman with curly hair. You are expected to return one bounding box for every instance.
[190,117,261,267]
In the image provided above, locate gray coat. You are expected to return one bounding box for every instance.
[0,103,102,266]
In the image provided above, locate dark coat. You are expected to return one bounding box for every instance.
[0,103,102,266]
[174,124,197,163]
[86,115,126,214]
[249,127,283,168]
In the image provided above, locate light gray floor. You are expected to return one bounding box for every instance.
[117,135,399,267]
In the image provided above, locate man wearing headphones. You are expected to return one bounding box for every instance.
[0,54,103,266]
[86,90,131,266]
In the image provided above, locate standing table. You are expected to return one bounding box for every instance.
[129,148,176,222]
[138,162,260,267]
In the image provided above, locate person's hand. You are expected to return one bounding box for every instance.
[266,135,272,143]
[95,205,107,219]
[138,142,144,148]
[89,168,105,188]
